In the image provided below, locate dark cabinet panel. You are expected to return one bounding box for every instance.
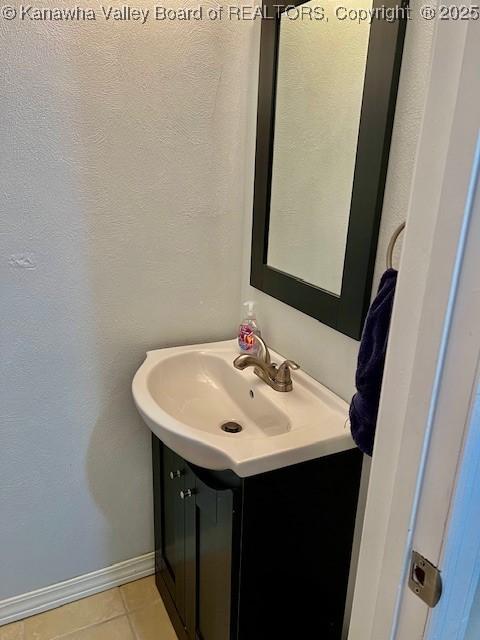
[194,477,233,640]
[161,445,186,622]
[153,439,238,640]
[238,449,363,639]
[183,465,196,640]
[152,436,188,635]
[152,435,362,640]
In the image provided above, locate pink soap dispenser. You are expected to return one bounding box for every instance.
[238,301,261,355]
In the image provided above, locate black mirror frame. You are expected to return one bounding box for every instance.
[250,0,408,340]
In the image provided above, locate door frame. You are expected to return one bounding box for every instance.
[348,10,480,640]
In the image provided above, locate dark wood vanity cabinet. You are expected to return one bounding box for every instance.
[153,438,238,640]
[152,435,363,640]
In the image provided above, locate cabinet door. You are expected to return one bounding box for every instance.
[183,471,235,640]
[160,444,187,623]
[196,481,233,640]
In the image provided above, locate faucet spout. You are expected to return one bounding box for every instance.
[232,354,255,370]
[253,335,271,365]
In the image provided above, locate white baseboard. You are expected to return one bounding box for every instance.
[0,552,155,626]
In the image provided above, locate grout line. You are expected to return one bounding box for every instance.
[51,614,129,640]
[42,614,126,640]
[118,586,129,614]
[125,613,138,640]
[24,599,127,640]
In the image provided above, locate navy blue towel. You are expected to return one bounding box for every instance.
[350,268,398,456]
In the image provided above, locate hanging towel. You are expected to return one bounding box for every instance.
[349,268,398,456]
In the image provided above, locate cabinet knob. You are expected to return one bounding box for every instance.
[169,469,182,480]
[180,488,195,500]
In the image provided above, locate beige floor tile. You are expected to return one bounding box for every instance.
[0,621,24,640]
[24,589,125,640]
[128,601,177,640]
[61,617,133,640]
[120,578,160,613]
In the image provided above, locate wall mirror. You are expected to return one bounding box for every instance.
[250,0,407,339]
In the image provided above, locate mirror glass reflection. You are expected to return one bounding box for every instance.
[267,0,372,294]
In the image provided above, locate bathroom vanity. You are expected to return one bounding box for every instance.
[132,339,363,639]
[130,0,409,631]
[152,437,362,640]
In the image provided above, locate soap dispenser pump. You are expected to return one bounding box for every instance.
[238,301,261,355]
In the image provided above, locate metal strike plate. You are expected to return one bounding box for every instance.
[408,550,442,607]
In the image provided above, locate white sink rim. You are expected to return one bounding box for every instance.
[132,339,354,477]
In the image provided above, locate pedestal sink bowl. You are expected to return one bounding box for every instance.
[132,339,354,476]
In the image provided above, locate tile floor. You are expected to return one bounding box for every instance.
[0,577,178,640]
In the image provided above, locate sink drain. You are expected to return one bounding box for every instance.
[221,421,243,434]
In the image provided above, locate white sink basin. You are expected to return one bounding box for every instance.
[132,339,354,477]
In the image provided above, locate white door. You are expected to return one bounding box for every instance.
[348,10,480,640]
[425,375,480,639]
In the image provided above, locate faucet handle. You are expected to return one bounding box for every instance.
[283,360,299,371]
[275,359,300,391]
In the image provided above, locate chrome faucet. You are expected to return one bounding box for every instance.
[233,335,299,392]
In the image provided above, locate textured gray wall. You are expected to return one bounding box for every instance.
[0,15,254,599]
[0,5,435,603]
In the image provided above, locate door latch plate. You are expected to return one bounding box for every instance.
[408,550,442,607]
